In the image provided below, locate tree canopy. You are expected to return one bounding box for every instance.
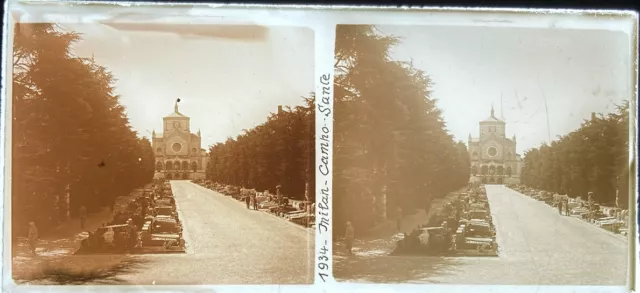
[520,102,631,208]
[12,23,155,238]
[333,25,470,235]
[205,97,315,201]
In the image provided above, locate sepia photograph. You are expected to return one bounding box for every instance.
[332,21,635,285]
[6,17,316,285]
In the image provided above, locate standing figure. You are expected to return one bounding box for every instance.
[252,193,258,210]
[104,227,115,247]
[79,205,87,229]
[276,186,282,202]
[245,195,250,209]
[28,222,38,256]
[557,199,563,215]
[564,199,570,216]
[441,221,451,253]
[126,219,138,250]
[345,221,355,256]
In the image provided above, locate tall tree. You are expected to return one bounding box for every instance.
[333,25,470,235]
[12,23,154,238]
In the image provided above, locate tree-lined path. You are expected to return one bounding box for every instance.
[334,185,628,285]
[116,181,314,285]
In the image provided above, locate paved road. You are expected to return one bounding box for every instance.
[480,185,628,285]
[119,181,314,285]
[334,185,629,285]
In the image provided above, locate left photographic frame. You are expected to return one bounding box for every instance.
[3,3,316,287]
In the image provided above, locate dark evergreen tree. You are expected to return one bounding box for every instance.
[333,25,470,235]
[12,23,154,238]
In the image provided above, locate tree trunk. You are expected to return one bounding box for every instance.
[59,161,72,221]
[381,184,387,220]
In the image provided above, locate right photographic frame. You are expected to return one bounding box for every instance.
[331,12,636,286]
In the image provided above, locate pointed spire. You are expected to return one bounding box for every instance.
[512,134,516,142]
[500,92,504,121]
[490,104,495,118]
[197,129,201,137]
[468,133,472,141]
[152,129,156,138]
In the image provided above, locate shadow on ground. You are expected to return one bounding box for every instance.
[333,237,465,283]
[12,255,148,285]
[12,232,148,285]
[334,252,463,283]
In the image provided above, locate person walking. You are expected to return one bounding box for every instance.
[28,222,38,256]
[79,205,87,229]
[245,194,250,209]
[564,199,570,216]
[345,221,355,256]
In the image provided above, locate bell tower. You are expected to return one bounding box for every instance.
[163,99,190,133]
[479,105,506,140]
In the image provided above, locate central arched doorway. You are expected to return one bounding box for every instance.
[182,173,189,180]
[489,166,496,175]
[166,173,172,180]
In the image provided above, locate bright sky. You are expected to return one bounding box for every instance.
[379,26,632,154]
[61,23,314,148]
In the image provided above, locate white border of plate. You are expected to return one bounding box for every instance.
[1,2,637,293]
